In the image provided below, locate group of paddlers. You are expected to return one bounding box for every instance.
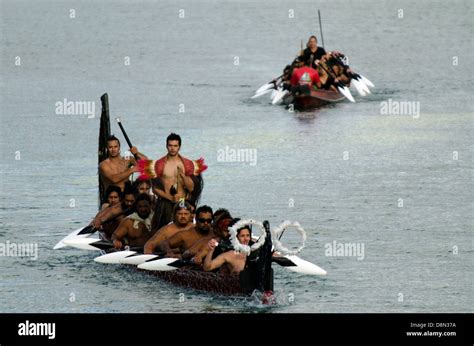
[92,133,253,275]
[282,35,353,92]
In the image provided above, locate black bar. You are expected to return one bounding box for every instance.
[1,313,472,345]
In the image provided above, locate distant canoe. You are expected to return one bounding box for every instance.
[284,88,346,110]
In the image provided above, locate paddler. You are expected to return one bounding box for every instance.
[136,133,207,232]
[91,185,136,240]
[295,35,327,69]
[203,225,252,275]
[143,201,194,254]
[158,205,215,258]
[182,210,234,265]
[99,135,148,193]
[111,193,154,249]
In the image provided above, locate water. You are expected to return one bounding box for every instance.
[0,0,472,313]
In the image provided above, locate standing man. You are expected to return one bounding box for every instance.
[137,133,207,231]
[99,135,148,193]
[295,35,327,69]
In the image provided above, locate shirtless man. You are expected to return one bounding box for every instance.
[182,209,233,265]
[92,187,136,239]
[112,193,154,249]
[150,133,196,230]
[159,205,214,258]
[203,225,251,274]
[99,135,147,192]
[143,201,194,254]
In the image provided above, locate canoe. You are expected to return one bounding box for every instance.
[284,88,346,110]
[93,94,274,296]
[93,235,275,296]
[137,259,274,296]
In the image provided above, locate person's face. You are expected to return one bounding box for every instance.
[167,140,180,156]
[123,194,135,208]
[175,209,191,226]
[107,140,120,158]
[237,229,251,245]
[196,212,213,233]
[108,191,120,206]
[138,183,150,194]
[136,200,151,219]
[216,218,232,239]
[309,38,317,50]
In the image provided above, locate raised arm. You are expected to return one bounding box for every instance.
[203,239,227,272]
[129,146,148,163]
[100,162,136,185]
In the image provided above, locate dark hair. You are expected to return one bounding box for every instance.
[213,209,232,225]
[132,179,151,195]
[214,208,230,219]
[107,135,121,147]
[135,193,152,205]
[306,35,318,48]
[105,185,122,201]
[123,184,135,197]
[166,133,181,147]
[228,218,252,237]
[195,205,213,218]
[237,226,252,237]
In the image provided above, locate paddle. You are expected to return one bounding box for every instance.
[63,237,145,252]
[316,61,355,102]
[138,257,193,271]
[94,251,164,264]
[271,86,289,104]
[255,74,283,94]
[318,9,325,48]
[62,238,116,251]
[116,117,139,160]
[332,55,375,89]
[53,208,132,249]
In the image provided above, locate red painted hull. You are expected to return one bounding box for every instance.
[284,89,346,110]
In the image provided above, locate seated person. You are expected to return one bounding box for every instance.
[159,205,215,258]
[290,65,322,90]
[143,201,194,254]
[101,185,122,210]
[182,209,233,265]
[92,186,136,240]
[203,224,251,275]
[133,179,152,195]
[111,193,154,249]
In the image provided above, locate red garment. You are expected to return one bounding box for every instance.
[154,155,195,177]
[290,67,320,87]
[137,155,207,180]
